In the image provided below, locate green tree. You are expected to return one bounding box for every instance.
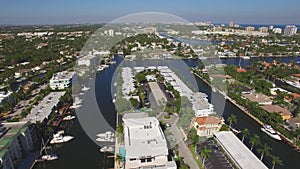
[241,128,250,142]
[271,155,283,169]
[227,114,237,127]
[200,146,212,166]
[250,134,261,151]
[188,128,199,144]
[257,143,272,161]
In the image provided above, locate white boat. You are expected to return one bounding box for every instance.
[41,154,58,161]
[100,146,114,152]
[241,56,250,59]
[96,131,115,142]
[261,125,281,141]
[50,132,74,144]
[70,97,82,109]
[81,86,90,91]
[62,115,76,121]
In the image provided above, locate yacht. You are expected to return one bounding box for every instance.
[41,154,58,161]
[50,131,74,144]
[96,131,115,142]
[70,97,82,109]
[261,125,281,141]
[62,115,76,121]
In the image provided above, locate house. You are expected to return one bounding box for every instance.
[261,105,293,120]
[236,67,247,73]
[243,93,273,105]
[191,116,223,137]
[287,117,300,129]
[49,71,74,90]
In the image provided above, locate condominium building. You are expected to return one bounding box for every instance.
[245,26,255,31]
[122,113,176,169]
[258,27,268,33]
[273,28,282,34]
[49,71,74,90]
[284,25,298,36]
[0,122,37,169]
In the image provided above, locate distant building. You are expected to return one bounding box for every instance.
[287,117,300,129]
[269,25,274,30]
[122,113,176,169]
[236,67,247,73]
[272,28,282,34]
[0,122,37,169]
[229,21,234,27]
[49,71,74,90]
[191,116,223,137]
[258,27,268,33]
[77,54,96,67]
[284,25,298,36]
[243,93,272,105]
[261,105,292,120]
[245,26,255,31]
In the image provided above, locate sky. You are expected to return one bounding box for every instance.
[0,0,299,25]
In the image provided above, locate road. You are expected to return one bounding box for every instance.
[158,112,200,169]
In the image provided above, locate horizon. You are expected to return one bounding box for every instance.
[0,0,299,25]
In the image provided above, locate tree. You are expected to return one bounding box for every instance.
[242,128,250,142]
[115,154,123,166]
[250,134,261,151]
[257,143,272,161]
[227,114,237,127]
[294,128,300,143]
[200,146,212,166]
[271,155,283,169]
[188,128,199,144]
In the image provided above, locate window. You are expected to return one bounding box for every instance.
[141,158,146,163]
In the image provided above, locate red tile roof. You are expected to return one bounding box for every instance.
[194,116,221,125]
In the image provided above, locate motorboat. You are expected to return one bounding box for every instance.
[261,125,281,141]
[50,131,74,144]
[100,146,114,152]
[81,86,90,91]
[96,131,115,142]
[41,154,58,161]
[62,115,76,121]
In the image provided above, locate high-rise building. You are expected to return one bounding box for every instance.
[284,25,298,36]
[269,25,274,30]
[229,21,234,27]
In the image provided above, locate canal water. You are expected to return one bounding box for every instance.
[34,56,300,169]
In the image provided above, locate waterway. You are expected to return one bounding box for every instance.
[34,56,300,169]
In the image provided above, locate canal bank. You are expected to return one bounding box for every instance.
[193,71,300,169]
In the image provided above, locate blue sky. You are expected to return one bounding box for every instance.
[0,0,299,25]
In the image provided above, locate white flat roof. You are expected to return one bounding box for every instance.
[214,131,268,169]
[23,92,65,123]
[123,115,168,158]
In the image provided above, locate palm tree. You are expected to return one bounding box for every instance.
[227,114,237,128]
[271,155,283,169]
[250,134,261,151]
[294,128,300,143]
[241,128,250,142]
[200,146,212,166]
[115,154,122,166]
[257,143,272,161]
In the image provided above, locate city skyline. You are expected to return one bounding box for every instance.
[0,0,300,25]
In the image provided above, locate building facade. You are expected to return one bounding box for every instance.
[191,116,223,137]
[49,71,74,90]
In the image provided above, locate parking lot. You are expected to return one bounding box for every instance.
[196,140,234,169]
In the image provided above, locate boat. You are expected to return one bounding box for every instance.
[81,86,90,91]
[100,146,114,152]
[241,56,250,59]
[229,126,241,134]
[62,115,76,121]
[41,154,58,161]
[50,131,74,144]
[261,125,281,141]
[70,97,82,109]
[96,131,115,142]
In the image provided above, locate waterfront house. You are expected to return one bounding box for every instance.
[287,117,300,129]
[191,116,223,137]
[243,93,272,105]
[261,105,293,120]
[49,71,74,90]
